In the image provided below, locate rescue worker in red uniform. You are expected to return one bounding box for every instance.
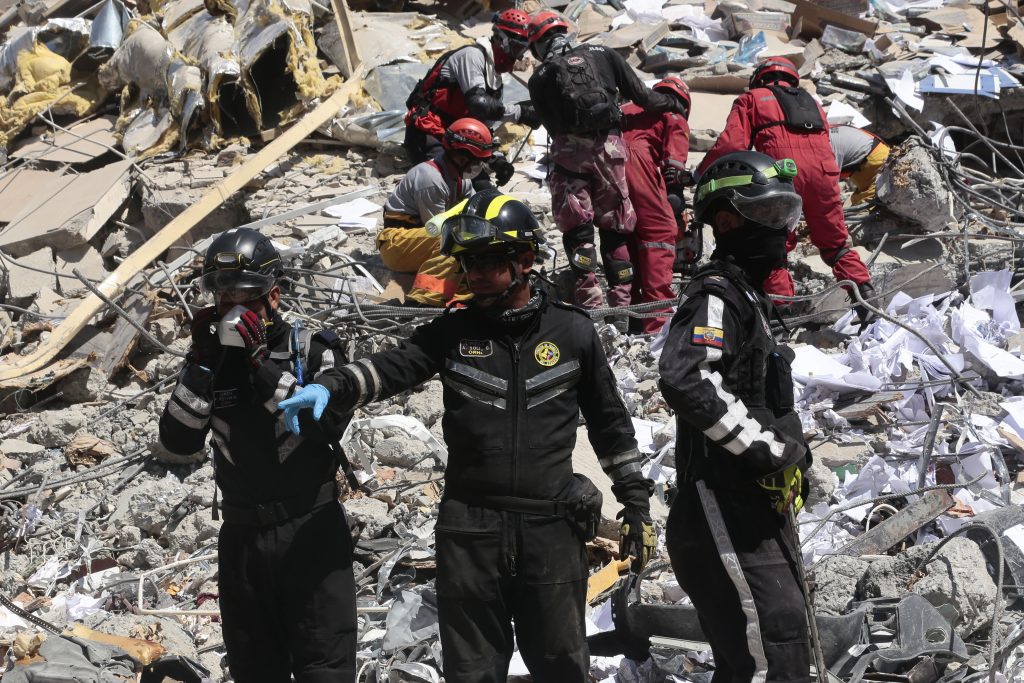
[404,9,538,187]
[697,57,875,321]
[620,75,691,333]
[526,11,688,310]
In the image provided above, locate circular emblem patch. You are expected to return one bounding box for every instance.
[534,341,560,367]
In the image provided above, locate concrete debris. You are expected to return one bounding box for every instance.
[0,0,1022,681]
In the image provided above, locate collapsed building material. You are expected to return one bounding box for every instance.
[836,490,955,557]
[0,72,364,383]
[98,21,203,157]
[0,159,132,257]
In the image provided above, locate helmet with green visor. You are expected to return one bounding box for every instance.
[693,152,802,232]
[439,189,544,262]
[200,228,283,306]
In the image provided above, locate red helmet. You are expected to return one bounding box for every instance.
[443,118,494,159]
[528,11,570,44]
[654,76,691,113]
[750,57,799,88]
[494,8,530,40]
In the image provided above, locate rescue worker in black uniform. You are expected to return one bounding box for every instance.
[158,228,357,682]
[658,152,813,683]
[278,191,657,683]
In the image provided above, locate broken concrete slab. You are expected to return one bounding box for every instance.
[6,247,56,303]
[858,537,997,640]
[9,116,118,164]
[54,244,108,297]
[876,139,959,233]
[0,160,133,258]
[0,168,60,223]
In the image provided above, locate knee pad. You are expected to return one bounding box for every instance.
[563,223,597,275]
[600,231,633,285]
[603,256,634,285]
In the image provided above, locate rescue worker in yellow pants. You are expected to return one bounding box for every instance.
[829,124,890,205]
[379,118,495,306]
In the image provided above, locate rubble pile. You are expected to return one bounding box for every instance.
[0,0,1022,680]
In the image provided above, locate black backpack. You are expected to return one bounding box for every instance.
[750,85,825,145]
[538,46,619,134]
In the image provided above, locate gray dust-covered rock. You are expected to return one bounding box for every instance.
[345,495,391,539]
[30,407,91,448]
[374,435,433,470]
[116,537,166,569]
[116,476,190,536]
[858,538,996,639]
[405,380,444,428]
[804,457,839,507]
[813,555,870,615]
[876,139,958,232]
[165,508,220,555]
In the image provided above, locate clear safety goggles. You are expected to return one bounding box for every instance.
[728,192,803,232]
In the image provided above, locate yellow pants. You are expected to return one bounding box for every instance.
[376,227,465,306]
[850,142,890,205]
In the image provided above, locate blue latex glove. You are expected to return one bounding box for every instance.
[278,384,330,434]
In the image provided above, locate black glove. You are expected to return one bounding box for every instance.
[234,309,269,369]
[618,506,656,572]
[187,306,221,368]
[490,157,515,187]
[852,281,877,326]
[517,100,541,129]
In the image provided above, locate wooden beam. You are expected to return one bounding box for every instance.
[836,489,954,557]
[329,0,363,79]
[0,73,365,383]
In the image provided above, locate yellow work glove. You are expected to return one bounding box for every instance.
[618,507,657,572]
[758,464,805,515]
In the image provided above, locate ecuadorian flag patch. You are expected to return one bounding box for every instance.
[692,326,725,348]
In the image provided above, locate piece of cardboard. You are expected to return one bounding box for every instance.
[790,0,877,39]
[687,91,739,131]
[589,21,669,50]
[10,117,118,164]
[814,0,869,16]
[730,11,791,36]
[685,73,751,94]
[0,169,59,223]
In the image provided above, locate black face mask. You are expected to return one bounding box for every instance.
[713,224,788,285]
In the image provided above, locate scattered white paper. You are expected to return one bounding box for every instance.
[323,196,382,229]
[826,101,871,128]
[1003,523,1024,555]
[887,69,924,112]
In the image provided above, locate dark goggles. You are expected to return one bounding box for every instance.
[441,214,524,255]
[199,269,276,301]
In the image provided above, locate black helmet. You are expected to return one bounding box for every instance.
[693,151,802,231]
[200,228,283,300]
[440,189,544,257]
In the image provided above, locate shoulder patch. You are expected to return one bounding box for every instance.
[692,326,725,348]
[534,341,560,366]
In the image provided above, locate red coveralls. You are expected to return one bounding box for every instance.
[696,87,871,298]
[620,103,689,333]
